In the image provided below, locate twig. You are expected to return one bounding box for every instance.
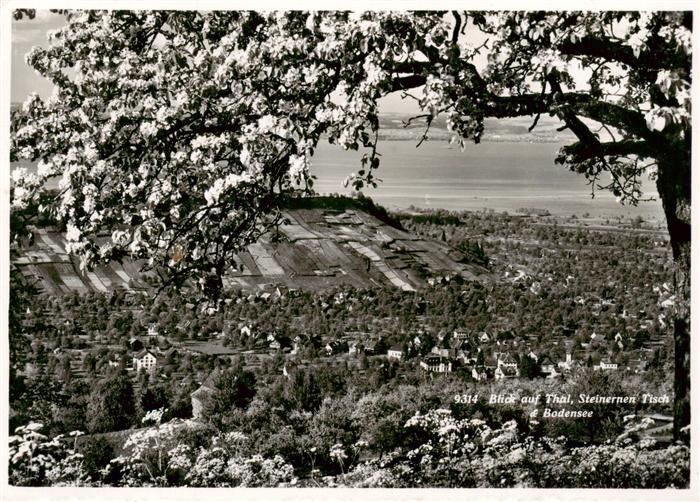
[402,113,432,128]
[416,116,433,147]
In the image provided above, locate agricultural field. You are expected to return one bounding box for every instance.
[12,198,491,295]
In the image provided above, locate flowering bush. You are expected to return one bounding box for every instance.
[227,454,295,487]
[108,411,293,487]
[9,423,89,486]
[170,447,294,487]
[538,442,690,488]
[109,409,185,486]
[344,408,690,488]
[9,409,689,488]
[183,447,230,486]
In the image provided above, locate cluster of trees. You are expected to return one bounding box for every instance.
[10,366,194,438]
[401,209,672,335]
[10,362,683,487]
[157,364,672,468]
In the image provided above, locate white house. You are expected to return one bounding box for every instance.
[596,360,619,371]
[291,335,303,355]
[431,346,451,358]
[495,352,518,370]
[387,346,404,361]
[133,349,157,373]
[557,352,574,370]
[453,329,470,340]
[420,356,452,373]
[493,352,519,379]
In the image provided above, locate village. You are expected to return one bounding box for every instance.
[11,201,675,449]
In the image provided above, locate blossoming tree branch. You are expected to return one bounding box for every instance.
[10,10,692,435]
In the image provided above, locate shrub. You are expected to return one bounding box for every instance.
[9,423,89,486]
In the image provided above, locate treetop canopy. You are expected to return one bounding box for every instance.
[11,10,691,295]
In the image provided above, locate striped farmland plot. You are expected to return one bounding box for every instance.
[13,202,490,295]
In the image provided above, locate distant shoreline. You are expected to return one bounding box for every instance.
[11,136,665,222]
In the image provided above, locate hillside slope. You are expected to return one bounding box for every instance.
[12,198,490,295]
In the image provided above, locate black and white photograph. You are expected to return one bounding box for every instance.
[2,1,697,497]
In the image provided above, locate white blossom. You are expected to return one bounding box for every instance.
[139,121,158,138]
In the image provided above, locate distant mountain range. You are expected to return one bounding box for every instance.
[377,113,576,143]
[12,196,491,295]
[11,102,575,144]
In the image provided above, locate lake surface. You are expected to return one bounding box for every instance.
[310,140,665,221]
[11,140,665,222]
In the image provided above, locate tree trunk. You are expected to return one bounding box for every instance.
[656,152,691,442]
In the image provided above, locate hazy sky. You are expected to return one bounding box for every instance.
[11,11,65,102]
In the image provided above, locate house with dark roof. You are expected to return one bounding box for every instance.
[128,337,144,351]
[495,365,518,380]
[484,354,498,369]
[539,354,559,378]
[472,365,489,381]
[326,340,347,356]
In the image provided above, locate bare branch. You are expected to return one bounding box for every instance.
[416,116,433,148]
[389,75,427,93]
[451,11,462,45]
[560,139,656,163]
[402,113,432,128]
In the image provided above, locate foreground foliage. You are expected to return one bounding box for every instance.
[9,407,689,488]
